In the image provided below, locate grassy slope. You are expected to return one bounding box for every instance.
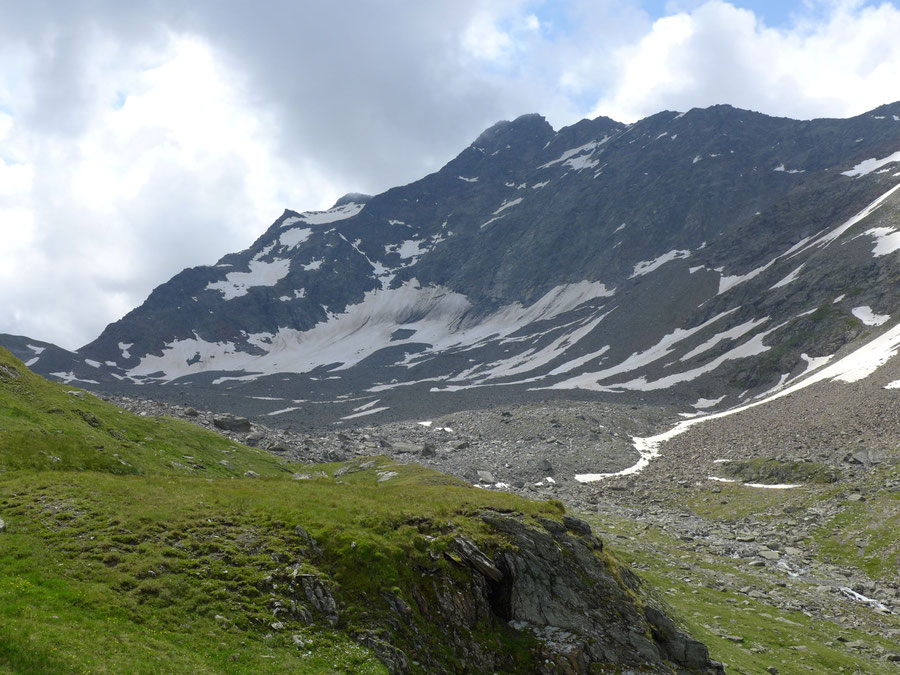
[0,348,567,673]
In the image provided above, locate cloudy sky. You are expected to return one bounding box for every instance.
[2,0,900,350]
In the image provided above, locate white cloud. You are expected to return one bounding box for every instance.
[591,0,900,122]
[0,32,341,349]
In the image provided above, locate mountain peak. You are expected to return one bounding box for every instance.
[332,192,372,208]
[472,113,554,149]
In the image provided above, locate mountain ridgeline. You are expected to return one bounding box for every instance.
[6,102,900,425]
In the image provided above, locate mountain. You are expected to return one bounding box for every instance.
[8,102,900,427]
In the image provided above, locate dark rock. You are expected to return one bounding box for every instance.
[562,515,593,537]
[450,536,504,582]
[645,605,723,673]
[298,574,340,627]
[326,448,347,462]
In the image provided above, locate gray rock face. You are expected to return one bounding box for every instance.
[473,514,724,674]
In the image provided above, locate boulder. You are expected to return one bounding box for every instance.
[388,440,425,454]
[213,414,251,432]
[476,470,495,484]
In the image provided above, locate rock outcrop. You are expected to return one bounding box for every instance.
[354,509,723,674]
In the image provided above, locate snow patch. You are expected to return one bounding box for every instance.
[863,226,900,256]
[49,372,98,385]
[303,259,324,271]
[539,141,600,169]
[630,249,691,278]
[279,227,313,249]
[692,396,725,409]
[681,318,770,361]
[773,164,805,174]
[386,239,427,260]
[206,259,292,300]
[852,306,889,326]
[352,399,381,412]
[564,155,600,171]
[341,406,390,420]
[266,406,303,417]
[458,176,478,182]
[293,202,364,225]
[841,150,900,177]
[481,214,506,229]
[718,259,775,294]
[769,264,804,289]
[493,197,523,215]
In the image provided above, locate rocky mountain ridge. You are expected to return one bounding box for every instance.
[4,102,900,430]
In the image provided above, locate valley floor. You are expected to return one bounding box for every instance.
[105,391,900,674]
